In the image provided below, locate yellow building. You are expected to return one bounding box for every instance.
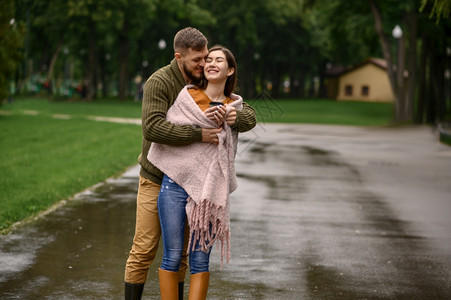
[326,58,395,102]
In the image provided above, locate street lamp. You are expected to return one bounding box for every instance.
[158,39,167,69]
[392,25,403,80]
[392,25,403,39]
[158,39,167,50]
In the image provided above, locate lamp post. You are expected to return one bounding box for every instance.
[392,25,403,80]
[392,24,404,119]
[446,47,451,110]
[158,39,167,69]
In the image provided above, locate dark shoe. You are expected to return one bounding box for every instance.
[124,282,144,300]
[178,281,184,300]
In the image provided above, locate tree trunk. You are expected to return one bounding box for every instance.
[298,70,306,98]
[242,47,255,99]
[369,0,397,120]
[415,33,428,123]
[289,64,299,99]
[369,0,396,94]
[396,34,406,121]
[426,42,436,123]
[86,27,96,101]
[100,57,108,98]
[318,61,328,98]
[118,33,129,99]
[435,52,445,122]
[271,65,282,99]
[308,76,315,98]
[405,12,418,121]
[447,45,451,120]
[45,39,63,95]
[118,40,129,99]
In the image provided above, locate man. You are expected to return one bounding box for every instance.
[124,27,257,300]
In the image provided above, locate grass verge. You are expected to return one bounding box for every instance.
[0,112,141,233]
[250,98,393,126]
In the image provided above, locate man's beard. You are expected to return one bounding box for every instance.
[183,63,203,85]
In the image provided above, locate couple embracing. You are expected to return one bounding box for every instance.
[124,27,256,300]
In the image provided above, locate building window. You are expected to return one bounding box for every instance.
[362,85,369,96]
[345,85,353,96]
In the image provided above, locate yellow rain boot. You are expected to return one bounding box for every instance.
[188,272,210,300]
[159,268,179,300]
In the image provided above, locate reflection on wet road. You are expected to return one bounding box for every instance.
[219,141,449,299]
[1,124,450,299]
[0,175,141,299]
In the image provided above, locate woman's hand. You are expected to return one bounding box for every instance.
[225,105,236,126]
[204,105,226,126]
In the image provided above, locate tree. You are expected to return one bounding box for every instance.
[9,0,449,125]
[421,0,451,23]
[111,0,158,99]
[369,0,450,124]
[32,0,71,93]
[416,14,450,123]
[302,0,382,98]
[0,0,24,102]
[369,0,419,123]
[67,0,117,100]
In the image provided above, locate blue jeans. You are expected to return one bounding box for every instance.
[158,175,212,274]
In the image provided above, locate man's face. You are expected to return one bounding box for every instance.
[179,46,208,83]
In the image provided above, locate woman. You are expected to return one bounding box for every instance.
[147,45,250,300]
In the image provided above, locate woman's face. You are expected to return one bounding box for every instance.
[204,50,234,83]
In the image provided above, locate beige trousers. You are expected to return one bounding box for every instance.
[124,176,188,283]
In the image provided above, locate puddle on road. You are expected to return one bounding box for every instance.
[0,176,143,299]
[229,140,451,299]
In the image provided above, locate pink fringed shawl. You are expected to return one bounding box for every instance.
[147,85,243,265]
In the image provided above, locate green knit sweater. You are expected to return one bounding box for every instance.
[138,58,257,184]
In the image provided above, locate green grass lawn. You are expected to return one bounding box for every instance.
[0,96,393,232]
[1,101,142,232]
[249,98,393,126]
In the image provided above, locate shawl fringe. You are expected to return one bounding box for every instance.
[186,197,231,266]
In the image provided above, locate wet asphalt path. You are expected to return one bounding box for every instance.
[1,123,451,299]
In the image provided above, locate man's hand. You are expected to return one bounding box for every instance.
[225,105,237,126]
[204,105,226,126]
[201,128,222,145]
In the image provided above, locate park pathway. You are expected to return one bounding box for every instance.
[1,123,451,299]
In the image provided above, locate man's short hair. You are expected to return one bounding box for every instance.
[173,27,208,54]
